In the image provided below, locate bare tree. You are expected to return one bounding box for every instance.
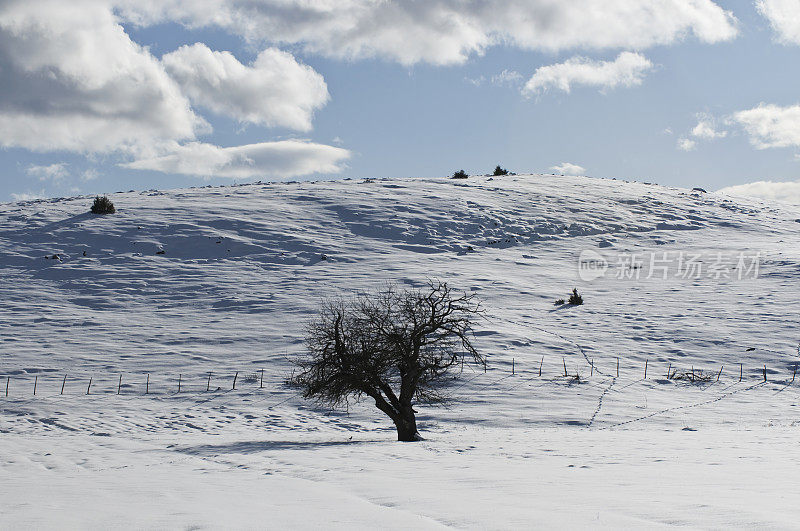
[292,280,484,441]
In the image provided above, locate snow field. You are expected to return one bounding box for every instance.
[1,174,799,528]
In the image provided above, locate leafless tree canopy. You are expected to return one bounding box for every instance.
[292,280,484,441]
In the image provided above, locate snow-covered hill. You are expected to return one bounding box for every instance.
[2,174,799,528]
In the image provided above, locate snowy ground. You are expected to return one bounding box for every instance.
[1,174,799,528]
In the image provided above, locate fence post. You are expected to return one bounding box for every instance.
[34,375,37,396]
[644,360,648,380]
[590,359,594,377]
[512,358,515,375]
[666,363,671,380]
[563,358,567,377]
[616,357,619,378]
[61,375,66,395]
[260,369,264,388]
[86,377,92,395]
[146,373,150,394]
[717,366,723,382]
[5,376,8,397]
[539,356,543,377]
[233,371,238,390]
[207,372,212,392]
[118,374,122,395]
[793,365,797,384]
[178,374,182,393]
[739,363,742,382]
[763,366,767,382]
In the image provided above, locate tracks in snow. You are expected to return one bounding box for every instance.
[586,378,616,428]
[598,381,767,430]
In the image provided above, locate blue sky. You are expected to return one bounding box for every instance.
[3,0,800,204]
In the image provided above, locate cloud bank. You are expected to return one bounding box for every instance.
[732,103,800,149]
[718,180,800,206]
[117,0,738,65]
[123,140,350,179]
[757,0,800,44]
[550,163,586,176]
[0,0,344,180]
[0,0,203,156]
[26,163,70,182]
[162,44,329,132]
[0,0,740,182]
[10,190,47,202]
[523,52,653,95]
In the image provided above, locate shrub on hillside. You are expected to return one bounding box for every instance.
[568,288,583,305]
[241,372,260,384]
[493,165,509,176]
[669,368,713,383]
[451,170,468,179]
[90,196,115,214]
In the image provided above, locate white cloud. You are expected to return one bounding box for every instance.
[81,169,100,182]
[123,140,351,179]
[676,113,726,150]
[0,0,741,182]
[469,70,524,88]
[116,1,738,66]
[691,114,727,139]
[11,189,46,201]
[550,162,586,175]
[26,163,69,181]
[718,180,800,206]
[522,52,653,96]
[0,0,204,156]
[491,70,523,87]
[0,1,340,182]
[756,0,800,44]
[162,43,328,131]
[732,103,800,149]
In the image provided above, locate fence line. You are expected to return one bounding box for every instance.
[0,369,274,399]
[1,358,797,399]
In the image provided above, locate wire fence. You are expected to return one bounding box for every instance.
[0,368,277,398]
[1,357,797,399]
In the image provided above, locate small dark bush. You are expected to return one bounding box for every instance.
[451,170,468,179]
[554,298,565,306]
[669,369,713,383]
[493,165,509,176]
[90,196,115,214]
[241,372,260,384]
[568,288,583,305]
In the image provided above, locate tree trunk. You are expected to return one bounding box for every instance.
[394,408,422,442]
